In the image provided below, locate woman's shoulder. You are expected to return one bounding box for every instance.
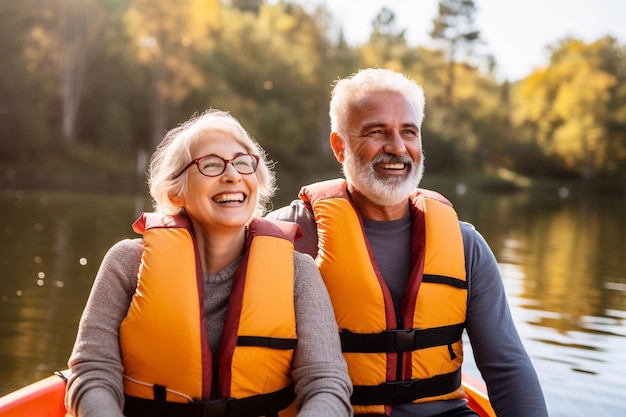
[100,238,144,273]
[106,237,143,256]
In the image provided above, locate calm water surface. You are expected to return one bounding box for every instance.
[0,184,625,416]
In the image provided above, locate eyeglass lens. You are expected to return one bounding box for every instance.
[198,154,257,176]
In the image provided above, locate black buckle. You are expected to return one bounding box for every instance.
[389,380,419,404]
[387,329,416,351]
[201,398,230,417]
[351,370,462,406]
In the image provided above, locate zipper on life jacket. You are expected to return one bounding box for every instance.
[396,316,404,380]
[211,358,219,398]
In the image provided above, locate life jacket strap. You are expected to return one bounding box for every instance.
[124,382,295,417]
[340,323,464,353]
[422,274,467,289]
[237,335,297,350]
[350,369,461,405]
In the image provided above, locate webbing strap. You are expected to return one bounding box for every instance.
[422,274,467,289]
[237,335,297,350]
[124,383,295,417]
[340,323,464,353]
[350,369,461,405]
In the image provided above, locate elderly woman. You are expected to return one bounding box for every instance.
[65,110,353,417]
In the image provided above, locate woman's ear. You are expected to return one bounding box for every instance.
[330,132,345,163]
[169,192,185,208]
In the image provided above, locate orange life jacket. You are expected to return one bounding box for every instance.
[300,179,467,416]
[119,213,300,417]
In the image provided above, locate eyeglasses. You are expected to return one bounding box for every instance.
[175,154,259,178]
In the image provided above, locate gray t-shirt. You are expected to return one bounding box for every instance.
[362,215,412,316]
[267,197,549,417]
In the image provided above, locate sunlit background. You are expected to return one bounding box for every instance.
[290,0,626,82]
[1,0,625,416]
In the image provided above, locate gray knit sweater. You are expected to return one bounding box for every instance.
[65,238,353,417]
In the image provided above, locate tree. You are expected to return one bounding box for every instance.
[0,1,50,155]
[429,0,480,105]
[125,0,221,150]
[58,0,90,144]
[361,7,408,69]
[230,0,262,14]
[202,2,335,170]
[0,0,103,148]
[513,37,625,180]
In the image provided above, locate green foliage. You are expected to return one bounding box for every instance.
[0,1,55,155]
[429,0,481,106]
[430,0,480,53]
[0,0,625,191]
[513,37,626,180]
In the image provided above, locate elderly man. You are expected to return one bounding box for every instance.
[268,68,548,417]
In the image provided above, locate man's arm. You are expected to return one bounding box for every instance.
[462,222,548,417]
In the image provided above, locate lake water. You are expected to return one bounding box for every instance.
[0,183,624,416]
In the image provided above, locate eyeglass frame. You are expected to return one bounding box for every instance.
[174,153,260,178]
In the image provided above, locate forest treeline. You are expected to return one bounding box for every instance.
[1,0,625,190]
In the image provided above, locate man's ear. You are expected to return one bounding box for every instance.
[330,132,345,163]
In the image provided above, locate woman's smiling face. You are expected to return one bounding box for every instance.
[176,131,258,232]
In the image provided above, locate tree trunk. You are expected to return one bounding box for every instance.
[60,0,87,144]
[150,46,168,151]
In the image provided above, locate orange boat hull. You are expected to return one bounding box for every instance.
[461,373,496,417]
[0,373,68,417]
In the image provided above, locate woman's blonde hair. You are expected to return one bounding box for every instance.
[147,109,276,218]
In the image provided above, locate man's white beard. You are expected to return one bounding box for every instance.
[342,146,424,207]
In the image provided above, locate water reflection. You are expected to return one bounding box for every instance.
[451,187,626,416]
[0,186,625,416]
[0,190,150,392]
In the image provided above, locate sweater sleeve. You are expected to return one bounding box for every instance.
[65,239,143,417]
[462,222,548,417]
[267,200,319,258]
[291,252,353,417]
